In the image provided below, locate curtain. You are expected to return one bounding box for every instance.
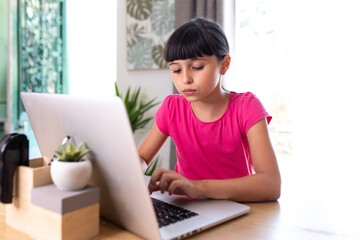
[175,0,224,27]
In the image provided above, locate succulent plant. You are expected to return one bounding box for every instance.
[54,142,90,162]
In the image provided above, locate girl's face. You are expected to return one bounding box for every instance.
[168,55,229,102]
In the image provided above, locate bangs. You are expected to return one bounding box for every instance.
[164,24,214,62]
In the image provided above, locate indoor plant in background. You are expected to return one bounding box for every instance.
[50,142,92,191]
[115,83,159,133]
[115,83,160,175]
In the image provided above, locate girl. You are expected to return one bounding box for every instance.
[138,18,281,202]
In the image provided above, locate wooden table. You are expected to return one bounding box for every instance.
[2,157,360,240]
[1,196,358,240]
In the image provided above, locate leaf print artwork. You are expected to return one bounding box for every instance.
[128,38,155,69]
[127,23,146,47]
[152,44,167,68]
[127,0,152,20]
[150,0,175,36]
[126,0,175,70]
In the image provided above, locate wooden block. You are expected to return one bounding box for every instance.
[13,158,52,202]
[27,203,99,240]
[62,203,99,240]
[6,158,53,237]
[6,158,99,240]
[29,156,50,167]
[7,158,52,223]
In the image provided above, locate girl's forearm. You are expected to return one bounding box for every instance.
[139,156,148,173]
[195,173,281,202]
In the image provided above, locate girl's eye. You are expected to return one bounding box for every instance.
[193,66,204,71]
[172,69,181,73]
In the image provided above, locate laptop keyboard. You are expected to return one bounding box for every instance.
[151,197,199,228]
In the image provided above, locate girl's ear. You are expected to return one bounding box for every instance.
[220,55,231,75]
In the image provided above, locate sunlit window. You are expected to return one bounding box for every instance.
[224,0,360,180]
[224,0,293,161]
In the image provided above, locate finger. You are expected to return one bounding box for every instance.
[148,179,156,194]
[149,168,175,194]
[149,169,182,194]
[159,174,168,194]
[159,171,176,193]
[148,181,161,194]
[167,179,183,196]
[148,168,165,191]
[150,168,171,185]
[148,172,168,194]
[159,172,178,193]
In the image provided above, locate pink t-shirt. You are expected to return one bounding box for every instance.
[155,92,271,180]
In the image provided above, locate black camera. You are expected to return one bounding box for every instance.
[0,133,29,203]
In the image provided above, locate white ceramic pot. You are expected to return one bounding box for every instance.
[50,159,92,191]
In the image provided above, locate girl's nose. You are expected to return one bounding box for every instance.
[182,70,193,84]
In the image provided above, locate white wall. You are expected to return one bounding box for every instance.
[67,1,173,169]
[117,1,173,169]
[67,0,117,97]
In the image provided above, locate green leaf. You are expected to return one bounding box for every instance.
[140,98,159,114]
[115,85,159,133]
[66,144,75,154]
[115,82,120,97]
[127,89,140,116]
[130,107,142,123]
[124,87,131,107]
[131,87,141,103]
[54,150,63,159]
[145,156,160,176]
[64,152,74,162]
[78,149,90,160]
[75,142,84,152]
[55,142,90,162]
[132,117,152,131]
[73,152,81,162]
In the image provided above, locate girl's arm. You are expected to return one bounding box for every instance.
[138,123,168,170]
[196,118,281,201]
[149,118,281,202]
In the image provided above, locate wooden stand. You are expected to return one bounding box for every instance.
[6,157,99,240]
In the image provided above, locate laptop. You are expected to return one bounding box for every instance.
[21,92,250,240]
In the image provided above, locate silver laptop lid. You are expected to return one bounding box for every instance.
[21,92,161,240]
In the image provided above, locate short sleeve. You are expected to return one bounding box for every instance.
[241,92,272,133]
[155,96,172,136]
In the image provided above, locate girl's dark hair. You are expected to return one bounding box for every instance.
[164,17,229,62]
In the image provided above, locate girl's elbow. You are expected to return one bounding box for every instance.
[262,177,281,201]
[272,186,281,201]
[263,187,281,202]
[269,179,281,201]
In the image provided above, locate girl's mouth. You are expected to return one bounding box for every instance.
[183,89,197,96]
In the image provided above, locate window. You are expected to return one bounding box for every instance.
[224,0,292,161]
[225,0,360,184]
[17,0,67,128]
[11,0,67,157]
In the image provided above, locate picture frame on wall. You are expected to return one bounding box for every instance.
[126,0,175,70]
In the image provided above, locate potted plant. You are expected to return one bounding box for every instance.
[50,142,92,191]
[115,83,159,133]
[115,83,161,175]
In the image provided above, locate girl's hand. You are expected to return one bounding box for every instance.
[148,168,200,198]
